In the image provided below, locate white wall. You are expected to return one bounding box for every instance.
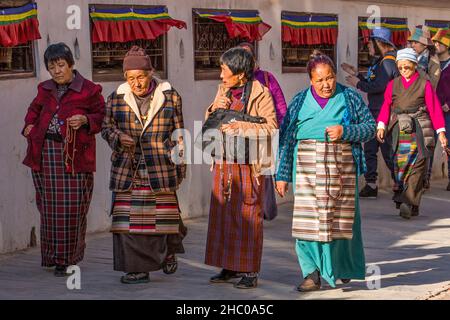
[1,0,449,254]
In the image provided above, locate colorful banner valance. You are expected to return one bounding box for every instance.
[281,13,338,46]
[0,3,41,47]
[90,6,187,43]
[359,18,410,46]
[194,10,271,42]
[425,21,450,35]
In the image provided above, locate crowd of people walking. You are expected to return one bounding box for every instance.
[21,25,450,292]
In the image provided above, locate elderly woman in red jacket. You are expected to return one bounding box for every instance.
[22,43,105,276]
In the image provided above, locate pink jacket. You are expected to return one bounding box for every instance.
[377,72,445,133]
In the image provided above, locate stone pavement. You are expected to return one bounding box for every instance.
[0,181,449,300]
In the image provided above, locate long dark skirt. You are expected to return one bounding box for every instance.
[205,163,264,273]
[393,131,428,207]
[113,232,185,273]
[31,139,93,267]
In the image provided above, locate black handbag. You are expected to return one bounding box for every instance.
[195,81,267,163]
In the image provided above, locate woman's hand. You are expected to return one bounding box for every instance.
[67,114,88,130]
[119,133,135,148]
[442,103,449,113]
[439,131,448,149]
[377,128,385,143]
[221,121,242,136]
[23,124,34,137]
[326,125,343,141]
[275,181,288,198]
[213,95,231,110]
[341,63,358,76]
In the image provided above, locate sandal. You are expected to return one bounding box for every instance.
[54,265,68,277]
[162,254,178,274]
[120,272,150,284]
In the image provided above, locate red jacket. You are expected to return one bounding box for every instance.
[23,71,105,173]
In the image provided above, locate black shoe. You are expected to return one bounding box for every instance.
[120,272,150,284]
[447,182,450,191]
[399,203,412,219]
[341,279,351,284]
[411,205,419,217]
[423,179,430,190]
[392,190,402,209]
[162,254,178,275]
[54,265,68,277]
[210,269,238,283]
[234,276,258,289]
[359,184,378,199]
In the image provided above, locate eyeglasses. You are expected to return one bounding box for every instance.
[398,66,413,71]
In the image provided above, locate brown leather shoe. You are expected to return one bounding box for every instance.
[297,271,321,292]
[297,278,321,292]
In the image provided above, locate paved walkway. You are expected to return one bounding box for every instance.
[1,181,450,300]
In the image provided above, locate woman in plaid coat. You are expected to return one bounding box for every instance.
[101,46,186,284]
[22,43,105,277]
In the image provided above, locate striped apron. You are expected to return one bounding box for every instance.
[111,153,181,235]
[293,140,356,242]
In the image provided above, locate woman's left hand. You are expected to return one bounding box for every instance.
[439,131,448,149]
[67,114,88,130]
[221,121,243,136]
[326,125,343,141]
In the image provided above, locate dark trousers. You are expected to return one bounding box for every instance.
[363,135,395,184]
[427,112,450,181]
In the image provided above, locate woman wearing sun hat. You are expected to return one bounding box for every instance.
[409,26,443,188]
[376,48,447,219]
[408,25,441,89]
[432,28,450,191]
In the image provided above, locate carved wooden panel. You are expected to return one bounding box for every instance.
[89,4,167,82]
[193,12,257,80]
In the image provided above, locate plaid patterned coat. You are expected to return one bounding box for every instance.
[101,79,186,192]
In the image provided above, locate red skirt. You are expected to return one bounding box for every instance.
[205,163,264,273]
[31,139,93,267]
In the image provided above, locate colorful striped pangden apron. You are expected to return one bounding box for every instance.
[293,140,356,242]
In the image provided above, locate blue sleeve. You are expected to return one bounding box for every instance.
[275,92,304,183]
[356,59,398,94]
[341,88,376,143]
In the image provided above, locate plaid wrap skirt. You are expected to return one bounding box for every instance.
[205,162,264,273]
[32,139,93,267]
